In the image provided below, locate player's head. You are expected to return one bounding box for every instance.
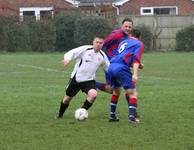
[131,29,141,39]
[121,18,133,35]
[92,36,104,51]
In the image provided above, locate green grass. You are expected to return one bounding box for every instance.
[0,52,194,150]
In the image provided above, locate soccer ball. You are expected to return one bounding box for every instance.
[74,108,88,121]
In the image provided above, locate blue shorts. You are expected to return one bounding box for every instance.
[105,71,111,85]
[108,64,135,89]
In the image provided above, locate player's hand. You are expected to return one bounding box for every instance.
[139,63,144,69]
[132,75,138,83]
[62,59,70,67]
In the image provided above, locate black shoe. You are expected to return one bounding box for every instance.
[55,113,63,119]
[129,118,140,124]
[129,115,140,124]
[135,112,140,119]
[109,115,119,122]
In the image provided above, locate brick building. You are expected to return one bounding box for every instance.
[113,0,194,15]
[0,0,194,20]
[76,0,116,18]
[0,0,77,20]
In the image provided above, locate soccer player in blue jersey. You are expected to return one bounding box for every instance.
[96,18,133,94]
[96,18,143,119]
[108,29,144,123]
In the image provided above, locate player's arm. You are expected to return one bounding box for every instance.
[132,43,144,82]
[63,46,88,66]
[139,63,144,69]
[101,53,110,72]
[102,31,117,50]
[132,63,139,82]
[103,32,116,45]
[133,43,144,67]
[131,62,144,70]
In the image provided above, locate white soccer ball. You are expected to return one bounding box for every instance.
[74,108,88,121]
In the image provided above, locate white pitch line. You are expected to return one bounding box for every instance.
[16,63,66,73]
[0,62,177,81]
[139,76,177,81]
[0,62,66,74]
[0,71,34,74]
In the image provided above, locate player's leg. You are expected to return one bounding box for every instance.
[56,96,72,119]
[107,67,121,121]
[125,91,140,119]
[125,92,130,105]
[80,80,97,110]
[109,87,120,122]
[125,89,139,123]
[120,69,139,123]
[96,71,113,94]
[123,79,139,123]
[55,77,80,119]
[96,82,112,94]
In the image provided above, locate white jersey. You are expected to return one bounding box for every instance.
[64,45,110,82]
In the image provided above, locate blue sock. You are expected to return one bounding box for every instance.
[128,98,137,120]
[96,81,106,91]
[125,93,130,105]
[110,95,119,117]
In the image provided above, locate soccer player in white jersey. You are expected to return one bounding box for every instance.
[55,36,110,119]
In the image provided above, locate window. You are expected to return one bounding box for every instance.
[141,6,177,15]
[22,11,36,21]
[40,11,52,20]
[154,7,176,15]
[143,9,151,13]
[20,7,54,21]
[141,7,153,15]
[23,11,35,16]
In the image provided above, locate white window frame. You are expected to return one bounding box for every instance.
[140,6,178,15]
[20,7,54,21]
[140,7,154,15]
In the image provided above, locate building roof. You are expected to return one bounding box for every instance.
[77,0,119,3]
[65,0,79,5]
[76,0,129,5]
[113,0,129,6]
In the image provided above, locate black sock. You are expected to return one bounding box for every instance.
[58,101,69,117]
[81,100,93,110]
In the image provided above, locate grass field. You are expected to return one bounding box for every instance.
[0,52,194,150]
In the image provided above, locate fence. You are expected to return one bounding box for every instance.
[119,14,194,50]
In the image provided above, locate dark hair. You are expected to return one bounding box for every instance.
[131,29,141,38]
[93,35,104,40]
[122,18,133,25]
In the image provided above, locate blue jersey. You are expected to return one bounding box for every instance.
[107,38,144,89]
[102,28,128,60]
[110,37,144,69]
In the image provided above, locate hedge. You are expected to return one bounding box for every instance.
[26,19,56,52]
[0,16,18,52]
[135,24,153,52]
[0,13,152,52]
[54,11,81,51]
[176,25,194,52]
[74,17,114,46]
[0,17,56,52]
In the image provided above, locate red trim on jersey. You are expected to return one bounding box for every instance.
[111,95,119,103]
[124,53,133,64]
[136,43,144,64]
[108,44,118,57]
[129,98,137,104]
